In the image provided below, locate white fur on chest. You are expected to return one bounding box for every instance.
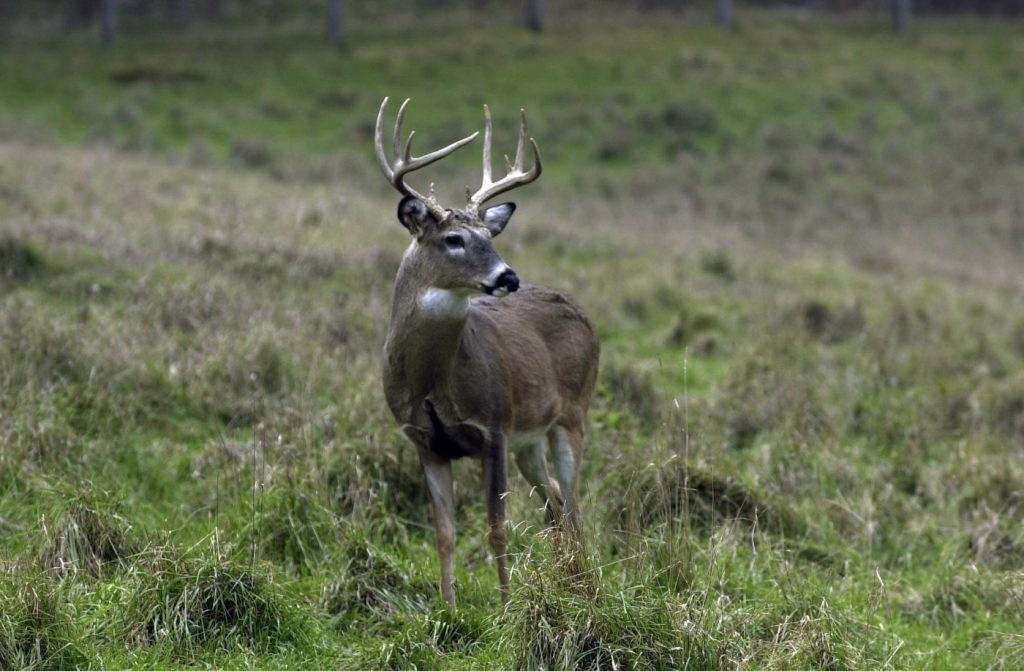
[419,287,471,318]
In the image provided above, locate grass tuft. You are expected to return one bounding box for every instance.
[38,484,140,578]
[0,235,43,281]
[600,363,662,429]
[196,335,292,425]
[501,535,716,671]
[608,457,798,541]
[124,548,310,657]
[320,528,433,625]
[243,486,340,575]
[795,298,866,345]
[0,572,85,671]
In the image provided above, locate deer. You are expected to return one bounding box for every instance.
[374,98,600,605]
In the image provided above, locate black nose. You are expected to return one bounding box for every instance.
[497,269,520,293]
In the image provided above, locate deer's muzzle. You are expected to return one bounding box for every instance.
[487,269,520,297]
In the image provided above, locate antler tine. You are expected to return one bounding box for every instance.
[375,97,395,182]
[401,130,479,176]
[482,104,493,187]
[374,97,479,213]
[467,105,543,214]
[514,108,527,172]
[393,98,410,164]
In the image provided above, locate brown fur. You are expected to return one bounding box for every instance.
[374,99,598,605]
[382,207,599,605]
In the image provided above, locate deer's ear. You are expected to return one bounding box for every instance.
[397,196,436,236]
[482,202,516,237]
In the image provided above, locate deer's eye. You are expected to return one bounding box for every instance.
[444,234,465,249]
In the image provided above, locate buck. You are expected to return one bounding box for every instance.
[374,98,600,604]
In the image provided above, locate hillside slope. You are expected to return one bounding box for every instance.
[2,12,1024,670]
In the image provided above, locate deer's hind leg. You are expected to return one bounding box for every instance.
[512,436,564,527]
[548,424,584,535]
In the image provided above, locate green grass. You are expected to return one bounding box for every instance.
[2,8,1024,669]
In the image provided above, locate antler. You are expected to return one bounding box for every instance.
[375,97,479,218]
[466,105,543,215]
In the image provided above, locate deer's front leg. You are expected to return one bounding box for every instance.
[483,431,510,603]
[416,446,457,606]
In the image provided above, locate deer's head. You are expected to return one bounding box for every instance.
[375,98,542,298]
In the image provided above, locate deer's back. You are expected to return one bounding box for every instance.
[472,285,599,427]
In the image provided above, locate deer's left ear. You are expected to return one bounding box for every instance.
[482,202,516,237]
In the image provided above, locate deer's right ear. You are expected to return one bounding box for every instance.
[397,196,436,236]
[482,202,516,237]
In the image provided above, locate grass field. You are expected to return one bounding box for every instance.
[3,8,1024,669]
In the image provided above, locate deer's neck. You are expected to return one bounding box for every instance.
[418,287,471,320]
[385,266,473,406]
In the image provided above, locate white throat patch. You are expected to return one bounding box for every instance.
[420,287,471,318]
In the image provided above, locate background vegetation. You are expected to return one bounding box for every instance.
[2,5,1024,669]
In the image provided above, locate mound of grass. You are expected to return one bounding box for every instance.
[909,567,1024,625]
[341,601,490,671]
[600,362,663,429]
[124,549,310,657]
[607,458,797,539]
[794,298,866,345]
[38,485,140,577]
[0,572,85,671]
[0,235,43,281]
[985,372,1024,441]
[705,336,836,451]
[501,538,717,671]
[243,486,340,575]
[320,528,433,625]
[346,628,445,671]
